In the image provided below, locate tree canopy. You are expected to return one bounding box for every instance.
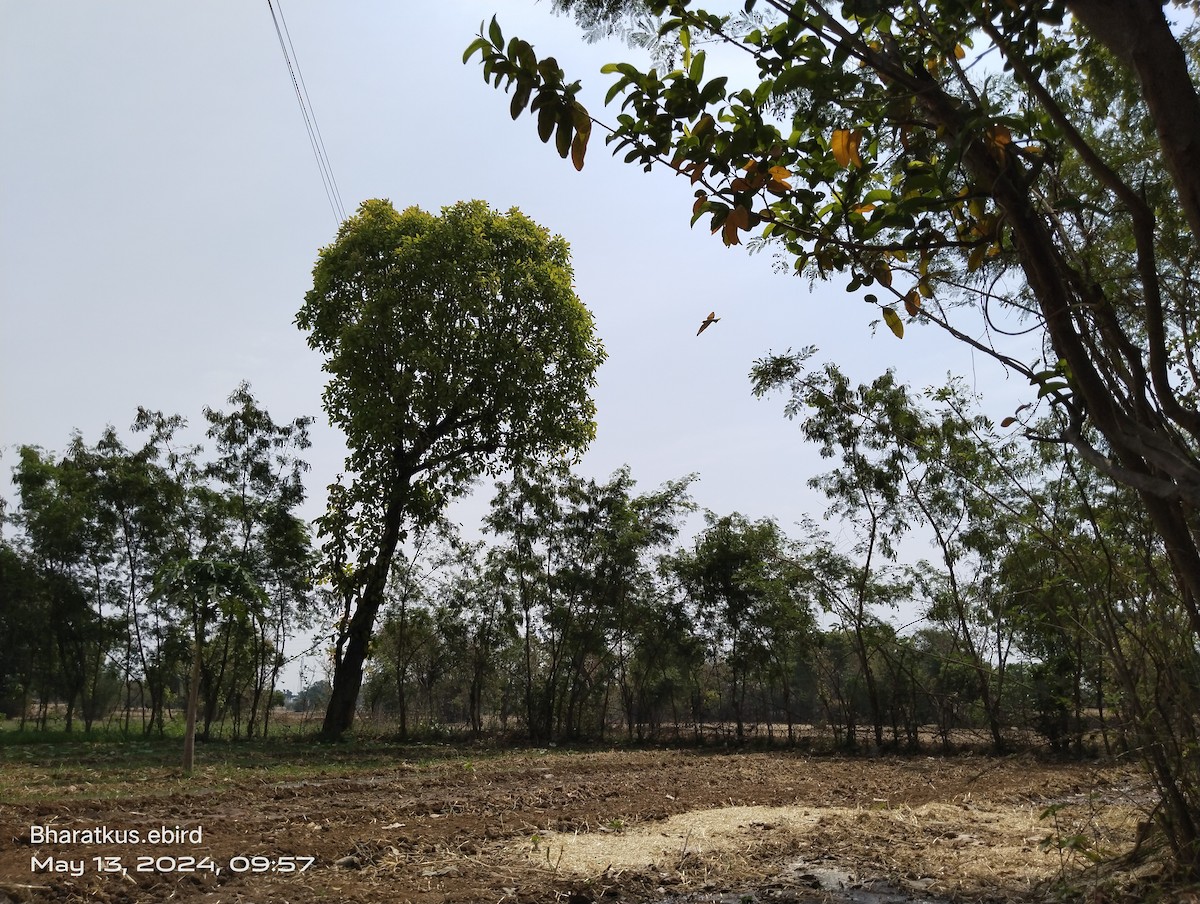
[466,0,1200,560]
[296,198,606,739]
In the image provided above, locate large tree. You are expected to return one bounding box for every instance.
[468,0,1200,868]
[297,199,605,740]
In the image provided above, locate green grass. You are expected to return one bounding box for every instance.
[0,720,515,806]
[0,711,323,743]
[0,732,450,804]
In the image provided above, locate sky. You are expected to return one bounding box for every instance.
[1,3,1037,685]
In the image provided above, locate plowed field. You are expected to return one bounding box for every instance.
[0,744,1153,903]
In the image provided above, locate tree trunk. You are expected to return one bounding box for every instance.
[321,478,410,741]
[321,487,415,739]
[183,640,202,776]
[1066,0,1200,247]
[321,591,387,740]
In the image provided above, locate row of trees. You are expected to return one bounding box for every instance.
[6,365,1158,761]
[0,385,314,739]
[343,369,1172,762]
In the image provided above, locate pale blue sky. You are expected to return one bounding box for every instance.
[1,3,1036,678]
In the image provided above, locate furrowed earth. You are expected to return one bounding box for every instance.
[0,744,1162,903]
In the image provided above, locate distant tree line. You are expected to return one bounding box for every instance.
[5,367,1190,764]
[346,366,1179,758]
[0,384,315,738]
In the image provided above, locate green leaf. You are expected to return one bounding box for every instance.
[463,37,491,65]
[555,112,573,159]
[488,16,503,49]
[510,81,532,120]
[537,103,556,143]
[700,76,728,105]
[515,40,537,73]
[605,77,630,105]
[772,66,807,97]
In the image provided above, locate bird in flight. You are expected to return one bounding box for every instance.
[696,311,720,335]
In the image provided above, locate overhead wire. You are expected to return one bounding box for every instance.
[267,0,347,226]
[275,0,346,222]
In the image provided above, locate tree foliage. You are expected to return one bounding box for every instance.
[296,198,605,739]
[467,0,1200,583]
[671,512,814,742]
[153,558,267,775]
[2,388,313,740]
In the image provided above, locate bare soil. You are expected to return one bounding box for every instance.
[0,745,1158,903]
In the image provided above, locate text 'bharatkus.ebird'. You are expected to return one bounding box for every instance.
[29,824,203,845]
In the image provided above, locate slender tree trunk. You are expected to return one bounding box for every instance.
[183,639,202,776]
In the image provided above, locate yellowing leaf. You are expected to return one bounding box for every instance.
[765,164,792,193]
[968,244,986,272]
[904,289,921,316]
[882,307,904,339]
[571,103,591,146]
[570,131,587,170]
[954,44,966,59]
[832,129,859,168]
[722,205,750,245]
[986,125,1012,162]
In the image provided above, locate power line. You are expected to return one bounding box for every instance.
[267,0,346,226]
[276,0,346,222]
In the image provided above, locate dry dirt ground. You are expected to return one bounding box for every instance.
[0,746,1163,904]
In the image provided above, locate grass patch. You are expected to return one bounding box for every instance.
[0,733,456,804]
